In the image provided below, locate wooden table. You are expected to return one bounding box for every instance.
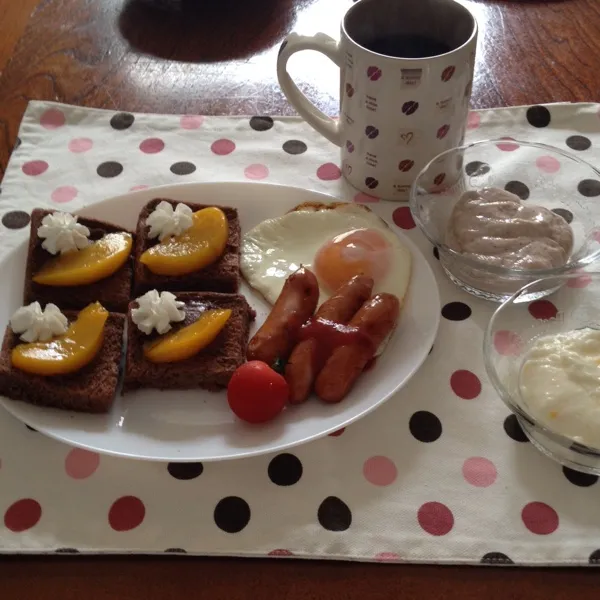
[1,0,600,597]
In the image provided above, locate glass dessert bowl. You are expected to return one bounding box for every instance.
[484,273,600,474]
[409,139,600,302]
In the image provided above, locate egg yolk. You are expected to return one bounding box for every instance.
[314,228,391,292]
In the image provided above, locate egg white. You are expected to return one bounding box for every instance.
[241,204,412,306]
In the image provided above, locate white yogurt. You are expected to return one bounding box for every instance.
[519,328,600,447]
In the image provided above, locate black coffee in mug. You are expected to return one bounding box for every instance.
[363,33,452,58]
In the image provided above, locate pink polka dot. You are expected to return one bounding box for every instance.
[493,330,523,356]
[65,448,100,479]
[329,428,345,437]
[592,229,600,244]
[496,137,520,152]
[139,138,165,154]
[51,186,78,204]
[363,456,398,486]
[211,139,236,155]
[354,192,379,203]
[418,502,454,536]
[40,108,66,129]
[68,138,93,153]
[4,499,42,532]
[528,300,558,320]
[450,370,481,400]
[375,552,401,562]
[316,163,342,181]
[466,111,480,129]
[244,163,269,180]
[108,496,145,532]
[567,273,592,288]
[522,502,559,535]
[180,115,204,130]
[392,207,415,230]
[462,457,497,487]
[268,549,294,557]
[130,185,149,192]
[22,160,49,176]
[536,155,560,174]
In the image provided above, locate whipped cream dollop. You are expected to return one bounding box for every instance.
[38,212,91,255]
[10,302,69,342]
[131,290,186,335]
[146,201,193,241]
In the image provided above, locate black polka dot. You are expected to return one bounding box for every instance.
[465,161,490,177]
[481,552,513,565]
[552,208,573,224]
[250,116,274,132]
[167,462,204,480]
[97,161,123,178]
[110,112,135,130]
[504,181,530,200]
[566,135,591,151]
[55,548,79,554]
[282,140,307,155]
[409,411,442,443]
[2,211,30,229]
[503,414,529,442]
[214,497,250,533]
[317,496,352,531]
[433,246,440,260]
[589,549,600,564]
[164,547,187,554]
[268,453,303,486]
[578,179,600,198]
[441,302,471,321]
[526,105,551,128]
[562,466,598,487]
[13,137,21,151]
[170,161,196,176]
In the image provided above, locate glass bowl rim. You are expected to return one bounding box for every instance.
[409,138,600,277]
[483,271,600,456]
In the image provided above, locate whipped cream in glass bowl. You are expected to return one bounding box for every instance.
[410,140,600,302]
[484,273,600,474]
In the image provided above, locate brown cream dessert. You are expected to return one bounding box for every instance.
[446,187,573,270]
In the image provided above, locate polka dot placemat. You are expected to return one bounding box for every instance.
[1,101,600,564]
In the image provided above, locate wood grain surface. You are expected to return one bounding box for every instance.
[1,0,600,597]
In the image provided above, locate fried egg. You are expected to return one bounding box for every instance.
[241,203,411,305]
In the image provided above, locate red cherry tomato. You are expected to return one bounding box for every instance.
[227,361,289,424]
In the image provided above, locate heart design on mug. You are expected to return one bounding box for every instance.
[346,140,355,153]
[345,163,353,175]
[365,177,378,190]
[434,173,446,186]
[345,83,355,98]
[400,132,414,144]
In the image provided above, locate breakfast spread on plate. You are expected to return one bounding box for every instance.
[446,187,574,270]
[0,199,410,424]
[519,328,600,448]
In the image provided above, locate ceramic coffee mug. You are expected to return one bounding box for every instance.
[277,0,478,201]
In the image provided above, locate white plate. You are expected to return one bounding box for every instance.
[0,182,440,461]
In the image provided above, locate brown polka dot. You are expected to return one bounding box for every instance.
[282,140,307,155]
[2,211,30,229]
[170,161,197,175]
[97,161,124,178]
[250,116,274,131]
[110,112,135,130]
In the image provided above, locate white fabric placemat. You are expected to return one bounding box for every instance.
[1,101,600,565]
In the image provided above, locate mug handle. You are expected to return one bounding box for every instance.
[277,33,342,147]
